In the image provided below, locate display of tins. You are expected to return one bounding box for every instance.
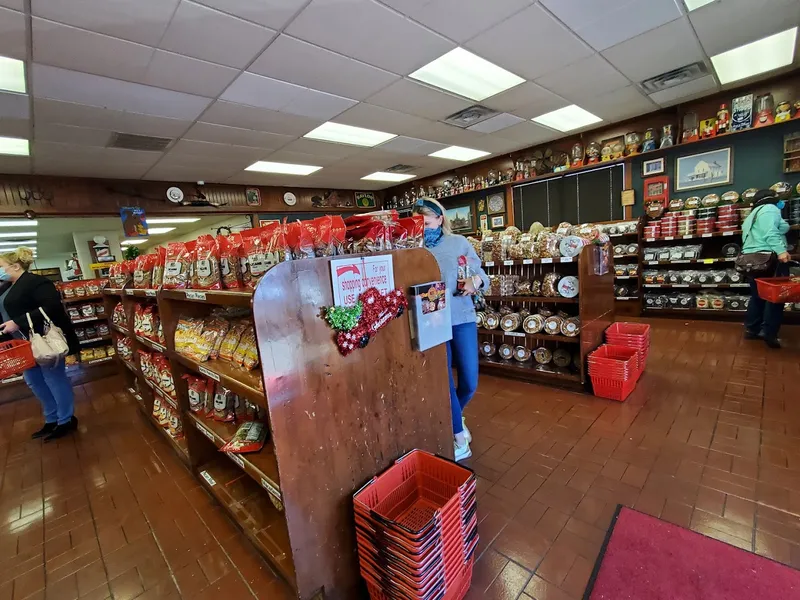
[513,346,532,362]
[476,311,485,327]
[484,312,500,330]
[480,341,496,357]
[755,93,775,127]
[523,314,545,334]
[668,198,685,211]
[615,286,630,297]
[543,315,564,335]
[646,202,665,220]
[701,194,720,207]
[728,270,743,283]
[552,348,572,368]
[739,206,753,220]
[682,197,699,210]
[660,124,674,148]
[626,243,638,255]
[742,188,758,203]
[770,181,792,199]
[557,276,579,298]
[561,317,581,337]
[559,235,586,258]
[642,128,658,152]
[696,271,712,284]
[613,244,627,256]
[796,182,800,195]
[533,347,552,365]
[728,297,745,310]
[500,313,521,332]
[720,191,740,204]
[498,344,514,360]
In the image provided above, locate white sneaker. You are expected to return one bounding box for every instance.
[454,440,472,462]
[462,418,472,444]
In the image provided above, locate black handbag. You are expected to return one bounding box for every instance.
[734,206,777,274]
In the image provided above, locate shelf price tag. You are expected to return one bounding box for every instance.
[663,236,674,241]
[522,259,533,265]
[703,259,715,264]
[503,260,514,266]
[200,471,216,486]
[645,284,660,288]
[560,257,573,263]
[151,342,165,352]
[723,232,734,236]
[261,477,282,501]
[683,235,694,239]
[125,289,134,295]
[198,365,220,381]
[227,452,245,469]
[185,291,207,301]
[673,284,689,288]
[484,261,495,267]
[145,290,157,297]
[645,238,655,242]
[505,332,525,338]
[701,284,715,288]
[541,258,553,264]
[673,260,689,264]
[195,421,215,442]
[702,233,712,238]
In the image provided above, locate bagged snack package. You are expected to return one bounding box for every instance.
[219,320,248,362]
[138,350,154,382]
[397,216,424,248]
[174,317,204,358]
[163,241,194,289]
[151,246,166,288]
[73,281,87,298]
[262,221,291,270]
[94,303,106,316]
[286,221,315,260]
[193,316,228,363]
[210,318,230,360]
[220,421,268,453]
[80,303,96,318]
[232,325,258,369]
[168,411,184,439]
[193,234,222,290]
[61,282,76,299]
[184,374,211,414]
[212,386,236,422]
[86,279,101,296]
[218,233,243,290]
[133,303,144,335]
[152,397,163,423]
[241,228,267,290]
[111,302,126,327]
[133,254,157,289]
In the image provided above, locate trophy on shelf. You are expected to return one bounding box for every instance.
[624,131,641,155]
[428,186,436,198]
[487,169,497,185]
[731,94,754,131]
[505,167,514,182]
[600,142,613,162]
[642,128,658,152]
[514,160,525,181]
[700,118,717,139]
[716,103,730,134]
[660,124,674,148]
[775,101,792,123]
[462,175,471,193]
[571,142,584,167]
[586,141,602,163]
[681,112,699,143]
[754,93,775,127]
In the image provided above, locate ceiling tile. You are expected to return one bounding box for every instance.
[32,64,213,120]
[483,82,564,114]
[168,139,268,161]
[541,0,682,51]
[34,122,113,147]
[465,4,594,81]
[279,138,365,160]
[367,79,473,121]
[33,141,163,166]
[260,148,343,166]
[373,135,449,156]
[648,74,719,107]
[183,122,294,149]
[142,51,239,98]
[34,161,154,179]
[281,88,357,121]
[602,18,706,83]
[32,18,155,82]
[535,55,630,103]
[401,120,488,146]
[220,72,304,110]
[466,113,524,133]
[0,91,29,120]
[690,0,800,57]
[0,1,24,11]
[581,85,658,121]
[492,121,560,145]
[160,0,277,69]
[332,103,430,135]
[396,0,534,45]
[249,35,399,101]
[201,100,321,135]
[33,98,194,138]
[0,118,29,138]
[0,6,27,60]
[193,0,308,29]
[145,163,244,183]
[31,0,180,46]
[468,135,527,155]
[285,0,454,75]
[0,156,30,174]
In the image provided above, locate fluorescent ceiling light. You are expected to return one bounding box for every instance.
[0,231,36,238]
[245,161,322,175]
[683,0,715,10]
[121,239,148,245]
[429,146,491,161]
[711,27,797,85]
[304,122,396,147]
[145,217,200,224]
[0,136,29,157]
[0,220,36,227]
[0,240,36,246]
[0,56,25,94]
[409,48,525,101]
[361,172,417,182]
[532,104,602,132]
[146,227,175,235]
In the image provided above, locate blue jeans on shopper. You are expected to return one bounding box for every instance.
[23,360,75,425]
[446,322,479,435]
[745,263,790,341]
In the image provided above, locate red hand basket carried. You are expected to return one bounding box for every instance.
[0,339,35,379]
[755,277,800,304]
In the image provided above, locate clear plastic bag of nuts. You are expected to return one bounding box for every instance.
[500,275,519,296]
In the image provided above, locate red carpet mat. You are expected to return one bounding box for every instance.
[584,506,800,600]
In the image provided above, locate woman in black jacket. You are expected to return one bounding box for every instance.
[0,247,80,441]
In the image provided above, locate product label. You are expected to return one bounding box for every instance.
[220,257,232,277]
[227,453,245,469]
[196,259,212,278]
[505,332,525,338]
[702,233,712,238]
[484,261,495,267]
[199,366,220,381]
[185,290,207,301]
[200,471,216,486]
[503,260,514,266]
[125,289,134,295]
[541,258,553,264]
[260,477,281,500]
[560,257,573,263]
[522,259,533,265]
[145,289,157,297]
[165,261,182,277]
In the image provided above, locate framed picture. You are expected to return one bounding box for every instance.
[487,192,505,215]
[641,157,665,177]
[675,147,733,191]
[355,192,376,208]
[490,215,505,229]
[245,187,261,207]
[445,203,475,234]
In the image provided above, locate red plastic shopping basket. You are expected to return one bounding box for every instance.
[756,277,800,304]
[0,339,35,379]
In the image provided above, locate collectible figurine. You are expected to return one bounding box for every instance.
[642,128,658,152]
[586,141,602,164]
[660,124,674,148]
[610,139,625,160]
[700,118,717,139]
[601,143,613,162]
[624,132,641,155]
[754,93,775,127]
[682,112,699,143]
[716,103,730,134]
[731,94,754,131]
[570,142,584,167]
[775,100,792,123]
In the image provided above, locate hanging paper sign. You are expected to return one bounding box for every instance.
[120,207,148,238]
[330,255,394,307]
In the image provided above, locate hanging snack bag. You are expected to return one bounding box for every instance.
[262,221,291,270]
[151,246,166,288]
[241,228,268,290]
[212,386,236,422]
[286,221,315,260]
[193,234,222,290]
[133,254,157,289]
[184,375,211,414]
[220,421,268,454]
[219,320,248,362]
[163,241,194,289]
[397,216,425,248]
[218,233,243,290]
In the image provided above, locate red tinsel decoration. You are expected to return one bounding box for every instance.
[332,287,408,356]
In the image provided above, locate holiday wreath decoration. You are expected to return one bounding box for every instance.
[324,287,408,356]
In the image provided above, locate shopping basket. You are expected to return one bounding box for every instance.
[756,276,800,304]
[0,339,35,379]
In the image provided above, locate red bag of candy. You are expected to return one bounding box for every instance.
[241,228,267,290]
[212,386,236,422]
[151,246,166,288]
[396,215,424,248]
[262,220,291,270]
[133,254,158,289]
[286,221,315,260]
[193,234,222,290]
[218,233,243,290]
[315,215,346,256]
[163,241,195,289]
[184,374,213,415]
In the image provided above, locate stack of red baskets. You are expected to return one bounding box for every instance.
[606,322,651,371]
[587,323,651,402]
[353,449,478,600]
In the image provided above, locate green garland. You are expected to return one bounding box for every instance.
[324,302,363,332]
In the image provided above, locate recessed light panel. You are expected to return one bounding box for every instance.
[304,122,396,147]
[121,239,148,245]
[0,231,36,238]
[245,161,322,175]
[0,240,36,246]
[409,47,525,102]
[361,172,417,182]
[146,217,200,224]
[146,227,176,235]
[429,146,491,161]
[532,105,602,132]
[0,56,25,94]
[0,220,36,227]
[0,136,29,156]
[684,0,715,11]
[711,27,797,85]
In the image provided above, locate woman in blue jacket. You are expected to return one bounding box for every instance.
[742,190,791,348]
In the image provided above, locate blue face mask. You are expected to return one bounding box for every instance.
[0,268,10,282]
[777,200,786,210]
[424,227,443,248]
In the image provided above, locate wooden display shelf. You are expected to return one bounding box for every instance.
[160,288,253,307]
[643,230,742,243]
[135,334,167,353]
[146,410,190,464]
[186,412,281,503]
[110,323,129,335]
[122,360,138,376]
[642,257,736,266]
[169,352,264,408]
[479,357,581,383]
[104,288,124,296]
[144,379,178,410]
[63,294,104,304]
[123,288,159,298]
[615,296,640,301]
[609,232,639,238]
[197,458,295,586]
[643,307,747,319]
[126,386,147,413]
[613,253,639,260]
[79,335,111,345]
[614,275,637,280]
[71,315,107,324]
[484,295,578,304]
[81,356,114,367]
[482,256,577,267]
[478,327,580,344]
[643,283,749,289]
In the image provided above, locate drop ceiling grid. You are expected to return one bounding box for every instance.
[0,0,794,188]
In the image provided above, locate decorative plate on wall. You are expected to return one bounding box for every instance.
[283,192,297,206]
[487,193,505,214]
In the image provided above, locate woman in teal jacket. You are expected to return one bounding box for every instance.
[742,190,791,348]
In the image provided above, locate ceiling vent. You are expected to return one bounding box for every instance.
[441,105,499,128]
[640,62,709,94]
[384,164,417,173]
[107,132,173,152]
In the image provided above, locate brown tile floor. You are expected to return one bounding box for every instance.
[1,317,798,600]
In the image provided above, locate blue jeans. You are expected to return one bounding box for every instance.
[23,360,75,425]
[745,263,789,341]
[446,322,479,435]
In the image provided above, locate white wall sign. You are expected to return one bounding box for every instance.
[330,255,394,307]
